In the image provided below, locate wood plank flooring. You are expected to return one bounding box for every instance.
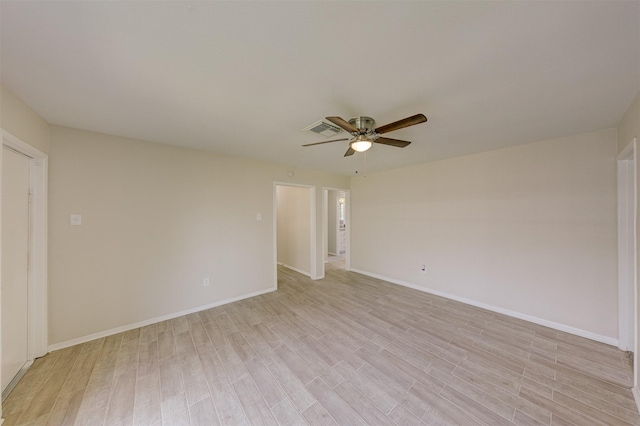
[3,264,638,425]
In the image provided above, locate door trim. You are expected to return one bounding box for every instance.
[1,129,48,367]
[617,138,637,358]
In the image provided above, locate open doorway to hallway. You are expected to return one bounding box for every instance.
[274,184,316,286]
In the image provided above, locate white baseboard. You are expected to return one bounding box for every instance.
[633,387,640,414]
[2,360,33,402]
[278,262,311,278]
[350,268,618,347]
[48,286,276,352]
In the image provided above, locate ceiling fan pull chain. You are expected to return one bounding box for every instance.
[364,151,367,178]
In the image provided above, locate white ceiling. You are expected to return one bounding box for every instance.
[1,1,639,175]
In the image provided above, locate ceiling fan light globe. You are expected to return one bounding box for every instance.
[351,141,372,152]
[351,137,372,152]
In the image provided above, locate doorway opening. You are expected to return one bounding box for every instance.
[323,188,350,276]
[1,130,48,401]
[273,183,316,287]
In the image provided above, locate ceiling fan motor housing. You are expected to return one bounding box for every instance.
[349,116,376,133]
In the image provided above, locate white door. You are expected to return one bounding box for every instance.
[2,147,30,392]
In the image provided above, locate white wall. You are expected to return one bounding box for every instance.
[48,126,348,346]
[351,128,618,340]
[277,185,312,275]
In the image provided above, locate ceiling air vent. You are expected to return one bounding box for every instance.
[303,120,343,137]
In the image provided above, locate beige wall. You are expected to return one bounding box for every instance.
[276,185,312,274]
[618,92,639,153]
[0,84,49,154]
[48,126,348,345]
[351,128,618,340]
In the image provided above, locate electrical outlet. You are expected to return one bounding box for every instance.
[421,264,427,273]
[203,277,210,287]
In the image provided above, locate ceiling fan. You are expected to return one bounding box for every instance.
[302,114,427,156]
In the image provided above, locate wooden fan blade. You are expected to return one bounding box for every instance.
[344,147,355,157]
[373,137,411,148]
[374,114,427,134]
[326,116,359,133]
[302,138,350,147]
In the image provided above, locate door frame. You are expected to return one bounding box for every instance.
[273,182,317,286]
[322,187,351,276]
[618,137,637,360]
[1,129,48,380]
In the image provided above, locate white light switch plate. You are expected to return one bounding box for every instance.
[70,214,82,226]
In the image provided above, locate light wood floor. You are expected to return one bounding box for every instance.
[3,264,638,425]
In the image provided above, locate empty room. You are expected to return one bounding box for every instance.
[1,1,640,425]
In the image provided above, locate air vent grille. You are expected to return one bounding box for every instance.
[303,120,343,137]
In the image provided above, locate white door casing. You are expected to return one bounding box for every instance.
[618,138,637,358]
[0,129,48,404]
[1,147,30,392]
